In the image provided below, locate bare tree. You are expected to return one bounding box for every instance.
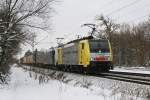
[96,14,119,41]
[0,0,55,66]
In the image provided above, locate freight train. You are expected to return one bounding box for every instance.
[21,36,113,73]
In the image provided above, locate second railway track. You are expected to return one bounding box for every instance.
[99,71,150,85]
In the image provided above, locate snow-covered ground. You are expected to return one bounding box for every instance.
[0,64,150,100]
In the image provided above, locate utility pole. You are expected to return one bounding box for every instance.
[56,38,64,46]
[30,33,36,66]
[28,33,48,64]
[75,35,81,39]
[29,33,48,51]
[31,33,36,55]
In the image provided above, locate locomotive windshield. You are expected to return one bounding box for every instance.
[89,40,109,53]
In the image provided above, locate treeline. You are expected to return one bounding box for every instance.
[97,15,150,67]
[113,23,150,66]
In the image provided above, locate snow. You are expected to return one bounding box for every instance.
[0,64,150,100]
[0,65,105,100]
[112,66,150,74]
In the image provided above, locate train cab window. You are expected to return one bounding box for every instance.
[89,40,109,53]
[82,43,84,49]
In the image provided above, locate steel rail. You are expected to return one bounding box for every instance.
[109,71,150,77]
[99,71,150,85]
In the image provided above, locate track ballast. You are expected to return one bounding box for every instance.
[21,64,150,85]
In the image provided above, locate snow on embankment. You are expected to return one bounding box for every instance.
[0,64,150,100]
[0,64,105,100]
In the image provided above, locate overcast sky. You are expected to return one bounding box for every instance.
[51,0,150,43]
[20,0,150,56]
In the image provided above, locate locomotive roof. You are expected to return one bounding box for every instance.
[58,36,108,47]
[67,36,93,43]
[57,36,93,47]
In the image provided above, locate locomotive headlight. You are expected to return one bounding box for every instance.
[104,55,110,61]
[105,56,109,61]
[91,58,94,61]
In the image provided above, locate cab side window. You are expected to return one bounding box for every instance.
[82,43,84,49]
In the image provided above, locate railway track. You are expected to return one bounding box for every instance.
[99,71,150,85]
[21,65,150,85]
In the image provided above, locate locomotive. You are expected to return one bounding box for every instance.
[21,36,113,73]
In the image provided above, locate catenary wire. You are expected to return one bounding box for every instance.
[107,0,142,16]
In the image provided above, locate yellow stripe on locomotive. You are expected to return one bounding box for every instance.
[57,47,62,64]
[78,40,90,67]
[108,40,113,62]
